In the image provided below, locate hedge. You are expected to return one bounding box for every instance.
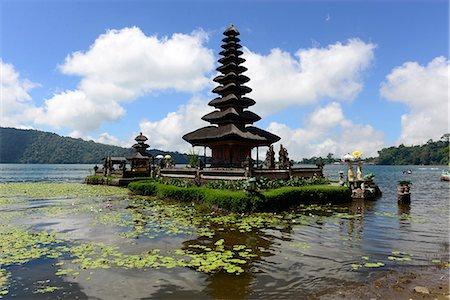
[128,180,351,213]
[261,185,351,211]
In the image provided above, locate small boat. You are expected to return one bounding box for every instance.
[397,180,411,204]
[440,170,450,181]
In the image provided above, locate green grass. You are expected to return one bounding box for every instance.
[128,181,351,213]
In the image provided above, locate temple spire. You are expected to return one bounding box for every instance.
[183,25,280,167]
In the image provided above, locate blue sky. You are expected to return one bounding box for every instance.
[1,0,448,159]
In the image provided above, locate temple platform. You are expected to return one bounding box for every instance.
[159,167,323,181]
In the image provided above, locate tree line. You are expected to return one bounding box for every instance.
[2,128,448,165]
[298,134,449,165]
[375,134,449,165]
[0,127,188,164]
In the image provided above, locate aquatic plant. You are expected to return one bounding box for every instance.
[0,269,10,298]
[1,181,447,299]
[351,256,385,270]
[0,183,128,198]
[388,251,413,261]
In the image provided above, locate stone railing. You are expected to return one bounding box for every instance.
[159,167,322,181]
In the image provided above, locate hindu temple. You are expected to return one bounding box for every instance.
[92,24,324,184]
[183,24,280,168]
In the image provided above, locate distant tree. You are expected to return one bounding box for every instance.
[376,134,449,165]
[326,153,334,164]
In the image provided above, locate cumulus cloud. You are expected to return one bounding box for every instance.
[2,32,382,157]
[266,102,386,160]
[243,39,376,115]
[134,39,377,154]
[0,59,40,128]
[96,132,123,146]
[380,56,449,145]
[35,27,215,133]
[139,95,211,152]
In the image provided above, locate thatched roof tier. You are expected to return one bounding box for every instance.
[222,36,241,43]
[213,72,249,85]
[218,55,246,66]
[208,94,256,108]
[219,48,244,57]
[212,82,252,96]
[201,108,261,124]
[132,142,150,150]
[221,41,242,50]
[216,63,247,75]
[182,124,280,147]
[126,152,150,160]
[134,132,148,142]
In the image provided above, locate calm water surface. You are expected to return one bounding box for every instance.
[0,164,93,183]
[0,164,448,299]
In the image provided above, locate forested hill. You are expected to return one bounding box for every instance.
[0,127,188,164]
[376,135,449,165]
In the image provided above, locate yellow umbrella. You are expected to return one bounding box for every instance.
[164,154,172,159]
[352,150,362,158]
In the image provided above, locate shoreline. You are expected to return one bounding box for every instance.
[315,265,450,299]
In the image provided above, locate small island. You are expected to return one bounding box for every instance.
[86,25,384,212]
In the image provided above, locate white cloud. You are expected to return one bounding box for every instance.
[266,102,386,160]
[0,59,40,127]
[35,27,215,133]
[133,39,377,154]
[96,132,122,146]
[380,56,449,145]
[139,95,211,152]
[243,39,376,116]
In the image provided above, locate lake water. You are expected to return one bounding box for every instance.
[0,164,449,299]
[0,164,94,183]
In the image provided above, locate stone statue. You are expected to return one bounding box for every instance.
[278,144,291,169]
[356,163,363,181]
[166,159,174,169]
[243,155,253,177]
[264,145,275,169]
[348,162,354,182]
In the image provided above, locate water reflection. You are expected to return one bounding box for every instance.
[181,223,279,299]
[398,203,411,228]
[0,165,449,299]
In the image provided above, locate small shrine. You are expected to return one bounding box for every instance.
[99,132,152,178]
[183,24,280,168]
[126,132,151,176]
[343,151,381,200]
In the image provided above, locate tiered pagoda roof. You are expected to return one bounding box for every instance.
[183,24,280,147]
[130,132,150,156]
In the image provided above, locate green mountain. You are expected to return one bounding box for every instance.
[0,127,188,164]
